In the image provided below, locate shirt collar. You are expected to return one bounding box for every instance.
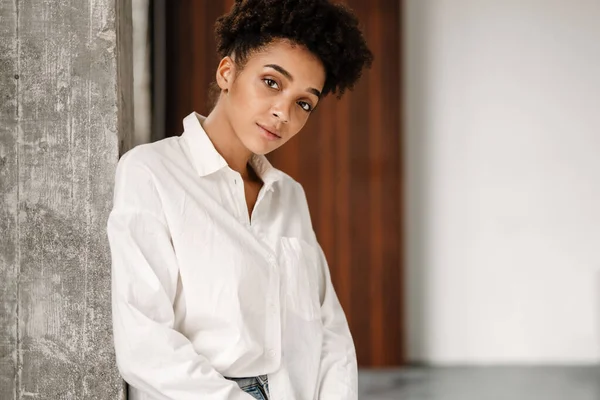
[181,112,284,190]
[249,153,283,192]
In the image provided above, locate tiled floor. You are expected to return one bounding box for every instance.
[358,366,600,400]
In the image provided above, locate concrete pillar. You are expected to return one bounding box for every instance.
[0,0,132,398]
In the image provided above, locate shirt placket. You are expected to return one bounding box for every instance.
[230,171,250,226]
[228,169,282,358]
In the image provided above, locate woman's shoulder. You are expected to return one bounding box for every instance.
[117,136,185,173]
[273,171,313,219]
[273,170,307,200]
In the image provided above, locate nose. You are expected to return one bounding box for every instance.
[271,103,290,124]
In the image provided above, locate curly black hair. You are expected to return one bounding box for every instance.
[214,0,373,98]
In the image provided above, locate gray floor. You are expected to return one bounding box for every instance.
[358,366,600,400]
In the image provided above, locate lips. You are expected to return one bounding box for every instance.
[257,123,281,139]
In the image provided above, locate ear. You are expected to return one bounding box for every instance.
[216,56,236,92]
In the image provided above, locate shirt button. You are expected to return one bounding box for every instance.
[266,348,277,358]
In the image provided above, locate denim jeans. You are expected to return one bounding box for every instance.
[225,375,270,400]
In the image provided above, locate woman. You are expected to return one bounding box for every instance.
[107,0,372,399]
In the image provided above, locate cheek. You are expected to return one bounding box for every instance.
[293,111,311,130]
[230,77,259,104]
[238,82,273,113]
[284,119,309,142]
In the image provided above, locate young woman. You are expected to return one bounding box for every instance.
[107,1,372,399]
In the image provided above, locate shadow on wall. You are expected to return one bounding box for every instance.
[404,0,432,363]
[597,269,600,358]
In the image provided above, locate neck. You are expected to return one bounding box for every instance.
[202,102,254,180]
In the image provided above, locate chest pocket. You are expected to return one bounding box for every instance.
[279,237,322,321]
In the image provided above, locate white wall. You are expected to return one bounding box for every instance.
[133,0,151,145]
[404,0,600,364]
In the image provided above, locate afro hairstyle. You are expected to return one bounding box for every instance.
[214,0,374,98]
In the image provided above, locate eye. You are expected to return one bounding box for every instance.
[298,101,313,112]
[263,78,279,90]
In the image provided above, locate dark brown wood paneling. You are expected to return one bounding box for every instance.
[164,0,404,367]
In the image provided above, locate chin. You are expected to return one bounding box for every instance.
[242,138,272,156]
[253,144,278,156]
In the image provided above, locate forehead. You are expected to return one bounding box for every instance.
[244,40,326,89]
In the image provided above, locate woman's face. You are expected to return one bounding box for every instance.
[216,39,326,155]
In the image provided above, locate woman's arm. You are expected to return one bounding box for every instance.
[314,242,358,400]
[107,151,254,400]
[294,181,358,399]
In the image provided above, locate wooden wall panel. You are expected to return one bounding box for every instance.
[165,0,404,367]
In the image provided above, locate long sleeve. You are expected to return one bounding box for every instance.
[314,243,358,400]
[107,152,254,400]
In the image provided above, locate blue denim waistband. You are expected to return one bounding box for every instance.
[225,374,269,400]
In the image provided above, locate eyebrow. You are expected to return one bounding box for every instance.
[264,64,322,98]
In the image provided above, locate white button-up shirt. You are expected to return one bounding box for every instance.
[107,112,357,400]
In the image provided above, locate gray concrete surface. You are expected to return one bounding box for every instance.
[0,0,132,398]
[358,366,600,400]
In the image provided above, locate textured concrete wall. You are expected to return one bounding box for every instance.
[0,0,132,398]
